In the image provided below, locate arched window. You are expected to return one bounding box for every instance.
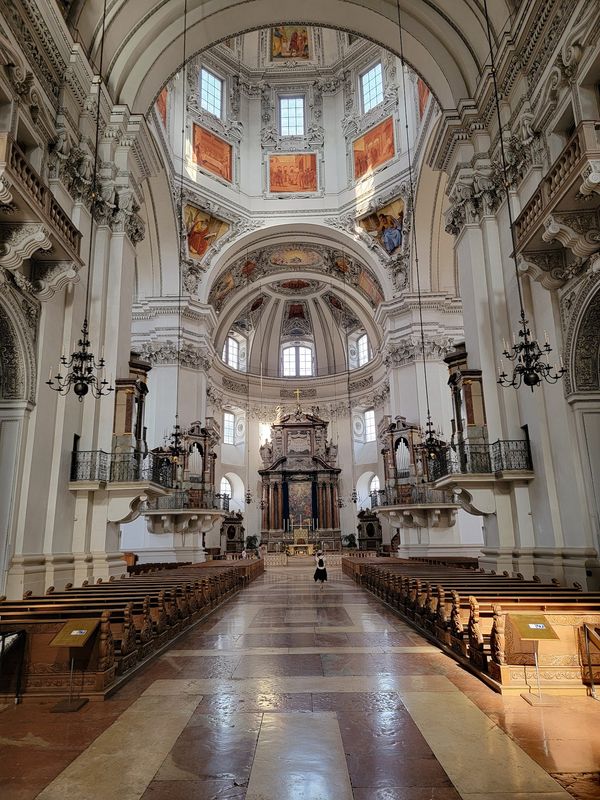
[357,334,369,366]
[223,411,235,445]
[223,336,239,369]
[369,475,380,493]
[282,345,313,377]
[364,409,376,442]
[220,476,231,497]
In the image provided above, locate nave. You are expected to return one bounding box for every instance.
[1,566,599,800]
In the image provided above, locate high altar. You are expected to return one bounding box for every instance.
[258,406,342,552]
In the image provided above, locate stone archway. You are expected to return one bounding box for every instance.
[564,274,600,560]
[0,278,39,594]
[68,0,510,114]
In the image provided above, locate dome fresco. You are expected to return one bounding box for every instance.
[208,244,385,312]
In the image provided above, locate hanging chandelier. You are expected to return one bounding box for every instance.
[46,320,111,399]
[498,316,565,390]
[47,0,113,401]
[481,0,565,392]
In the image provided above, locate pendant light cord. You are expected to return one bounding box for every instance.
[175,0,189,451]
[395,0,433,428]
[482,0,527,323]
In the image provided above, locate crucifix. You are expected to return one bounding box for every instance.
[294,388,301,408]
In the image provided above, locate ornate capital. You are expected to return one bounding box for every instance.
[445,179,479,236]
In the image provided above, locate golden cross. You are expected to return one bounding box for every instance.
[294,388,301,406]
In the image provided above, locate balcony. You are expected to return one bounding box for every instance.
[0,133,82,297]
[143,489,230,512]
[142,488,229,535]
[370,484,459,529]
[69,450,173,526]
[70,450,174,488]
[428,439,533,482]
[514,121,600,288]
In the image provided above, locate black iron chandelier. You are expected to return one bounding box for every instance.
[47,0,113,401]
[481,0,565,392]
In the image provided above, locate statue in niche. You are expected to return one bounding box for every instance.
[260,439,273,466]
[324,439,338,465]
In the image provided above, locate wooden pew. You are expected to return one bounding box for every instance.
[343,557,600,694]
[0,559,264,701]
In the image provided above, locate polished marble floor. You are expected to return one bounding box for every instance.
[1,566,600,799]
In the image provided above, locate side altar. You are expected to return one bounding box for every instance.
[259,406,342,552]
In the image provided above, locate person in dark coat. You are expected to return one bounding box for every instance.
[314,550,327,587]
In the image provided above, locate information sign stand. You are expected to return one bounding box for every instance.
[508,614,559,706]
[50,619,99,713]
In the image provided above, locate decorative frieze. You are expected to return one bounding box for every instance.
[139,341,211,371]
[384,336,454,367]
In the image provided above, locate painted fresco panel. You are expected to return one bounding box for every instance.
[358,270,385,307]
[184,205,229,260]
[269,154,317,193]
[417,78,431,119]
[192,123,232,182]
[358,198,404,256]
[156,87,168,126]
[353,117,395,179]
[271,26,310,60]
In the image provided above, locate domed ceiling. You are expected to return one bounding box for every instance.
[212,243,383,377]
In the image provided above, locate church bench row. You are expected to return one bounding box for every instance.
[343,558,600,694]
[0,561,264,700]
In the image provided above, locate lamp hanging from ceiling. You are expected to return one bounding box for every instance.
[395,0,443,460]
[47,0,113,401]
[480,0,566,391]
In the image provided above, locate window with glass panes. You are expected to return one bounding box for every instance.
[223,412,235,444]
[223,337,239,369]
[364,409,376,442]
[361,63,383,113]
[200,68,223,118]
[220,476,231,497]
[279,97,305,136]
[357,334,369,366]
[282,345,313,377]
[369,475,380,493]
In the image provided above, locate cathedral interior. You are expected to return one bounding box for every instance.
[1,1,600,798]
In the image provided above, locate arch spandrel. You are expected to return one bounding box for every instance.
[71,0,511,114]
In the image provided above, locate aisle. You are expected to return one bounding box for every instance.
[5,566,597,799]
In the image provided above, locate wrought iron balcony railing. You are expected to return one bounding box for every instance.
[70,451,174,489]
[427,439,533,482]
[370,485,455,508]
[142,489,229,512]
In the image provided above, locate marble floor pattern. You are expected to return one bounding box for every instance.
[1,567,600,799]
